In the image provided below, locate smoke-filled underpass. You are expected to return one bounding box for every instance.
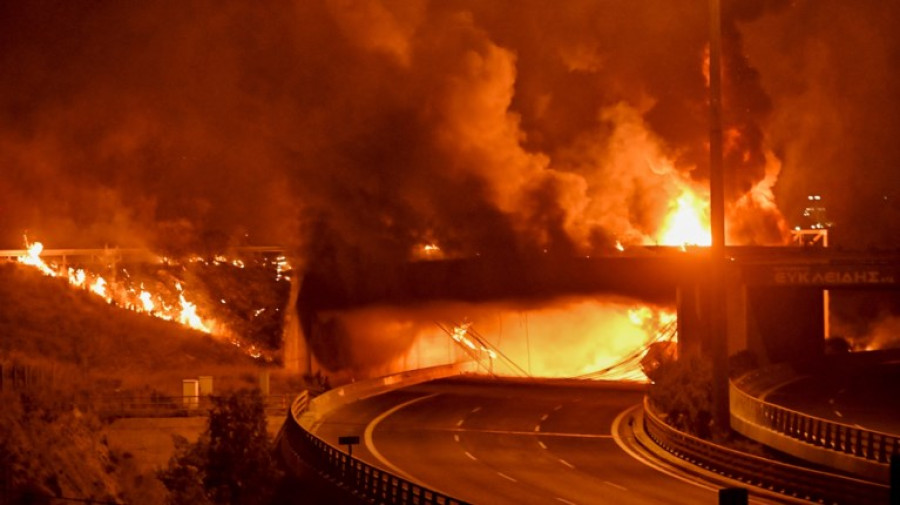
[304,297,674,380]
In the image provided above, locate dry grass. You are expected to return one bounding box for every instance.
[0,262,297,397]
[0,261,304,504]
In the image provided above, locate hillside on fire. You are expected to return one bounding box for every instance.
[0,261,298,504]
[1,264,245,375]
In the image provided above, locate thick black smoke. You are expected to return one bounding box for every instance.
[0,0,896,265]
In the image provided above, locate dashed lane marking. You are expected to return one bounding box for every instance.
[497,472,517,482]
[534,424,541,432]
[540,413,549,421]
[604,480,628,491]
[471,406,482,413]
[538,441,548,449]
[447,428,613,438]
[454,434,460,443]
[558,458,575,469]
[456,419,464,427]
[464,451,477,461]
[555,497,577,505]
[553,404,563,411]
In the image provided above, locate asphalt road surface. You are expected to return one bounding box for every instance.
[311,377,772,505]
[762,360,900,435]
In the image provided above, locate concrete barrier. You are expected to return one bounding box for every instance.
[281,362,473,505]
[641,397,889,504]
[296,362,472,431]
[730,368,898,482]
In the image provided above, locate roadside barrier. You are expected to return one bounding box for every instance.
[643,396,890,504]
[281,418,470,505]
[730,369,899,482]
[280,363,472,505]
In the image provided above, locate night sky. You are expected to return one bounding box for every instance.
[1,0,898,263]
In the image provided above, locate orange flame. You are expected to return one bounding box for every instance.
[658,188,711,247]
[347,298,676,381]
[16,239,218,335]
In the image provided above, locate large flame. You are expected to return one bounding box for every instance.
[330,298,676,381]
[16,239,219,335]
[658,188,712,247]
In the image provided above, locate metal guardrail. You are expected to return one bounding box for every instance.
[730,373,899,481]
[281,418,470,505]
[280,363,472,505]
[643,397,889,505]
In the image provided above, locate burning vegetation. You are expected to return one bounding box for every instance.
[13,239,291,362]
[0,0,898,383]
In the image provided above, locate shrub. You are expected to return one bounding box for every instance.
[647,355,714,439]
[158,390,283,505]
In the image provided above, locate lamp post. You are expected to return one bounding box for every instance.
[708,0,730,429]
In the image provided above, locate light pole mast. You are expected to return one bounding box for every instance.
[708,0,730,429]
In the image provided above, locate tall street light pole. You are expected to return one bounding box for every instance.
[708,0,730,430]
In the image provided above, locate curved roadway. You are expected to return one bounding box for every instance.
[311,377,778,505]
[762,359,900,435]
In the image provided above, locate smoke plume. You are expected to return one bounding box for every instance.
[1,0,897,260]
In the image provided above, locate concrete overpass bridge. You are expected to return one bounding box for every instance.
[297,247,900,366]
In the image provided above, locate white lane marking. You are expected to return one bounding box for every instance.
[540,413,549,421]
[534,424,541,432]
[604,480,628,491]
[538,441,548,449]
[835,410,843,418]
[759,375,809,401]
[497,471,517,482]
[611,404,719,495]
[449,428,613,438]
[363,393,440,487]
[454,434,460,443]
[558,458,575,469]
[456,419,465,427]
[464,451,477,461]
[555,498,577,505]
[471,406,482,413]
[553,404,563,411]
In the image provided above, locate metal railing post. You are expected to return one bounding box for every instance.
[892,455,899,505]
[719,487,748,505]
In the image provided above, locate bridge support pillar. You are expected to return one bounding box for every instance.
[725,286,748,356]
[744,287,824,366]
[676,283,707,358]
[283,274,313,374]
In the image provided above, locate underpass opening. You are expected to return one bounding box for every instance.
[300,296,676,382]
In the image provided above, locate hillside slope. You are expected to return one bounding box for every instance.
[0,261,292,504]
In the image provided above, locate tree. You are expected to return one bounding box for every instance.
[647,355,715,439]
[159,390,283,505]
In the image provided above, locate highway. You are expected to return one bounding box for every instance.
[762,359,900,435]
[311,377,777,505]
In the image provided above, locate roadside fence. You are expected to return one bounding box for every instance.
[643,396,889,504]
[730,370,899,482]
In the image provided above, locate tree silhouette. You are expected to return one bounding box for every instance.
[159,390,282,505]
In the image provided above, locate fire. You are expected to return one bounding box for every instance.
[413,241,445,260]
[658,188,711,247]
[339,298,676,381]
[16,239,219,335]
[450,321,497,361]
